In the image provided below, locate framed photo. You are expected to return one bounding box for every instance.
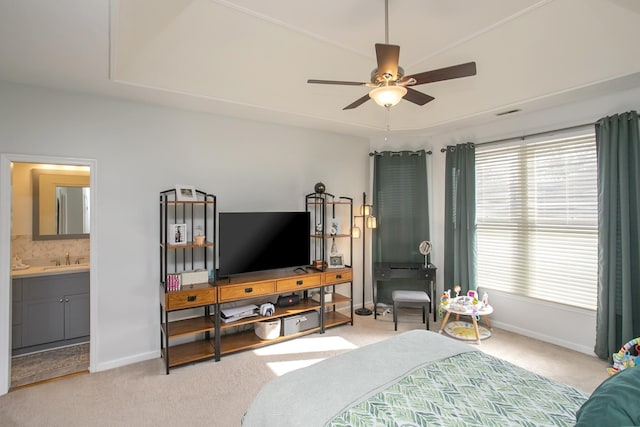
[175,185,197,202]
[169,223,187,245]
[327,253,345,269]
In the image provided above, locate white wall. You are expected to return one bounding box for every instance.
[2,78,636,387]
[370,85,640,355]
[0,81,369,384]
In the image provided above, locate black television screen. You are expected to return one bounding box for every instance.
[218,211,310,276]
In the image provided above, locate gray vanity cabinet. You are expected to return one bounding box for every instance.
[63,292,90,339]
[23,295,65,346]
[12,280,22,349]
[15,272,89,351]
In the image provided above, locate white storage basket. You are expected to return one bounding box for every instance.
[254,319,281,340]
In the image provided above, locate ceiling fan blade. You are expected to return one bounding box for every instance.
[403,87,435,106]
[375,43,400,80]
[343,94,371,110]
[403,61,477,86]
[307,79,367,86]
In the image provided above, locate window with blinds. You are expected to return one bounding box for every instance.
[475,129,598,310]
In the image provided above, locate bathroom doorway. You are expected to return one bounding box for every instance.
[11,162,90,388]
[0,154,97,394]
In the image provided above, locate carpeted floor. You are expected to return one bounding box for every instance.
[0,312,609,426]
[11,343,89,389]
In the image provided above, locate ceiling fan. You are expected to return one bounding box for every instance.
[307,0,477,110]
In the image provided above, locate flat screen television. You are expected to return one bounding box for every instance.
[218,211,310,277]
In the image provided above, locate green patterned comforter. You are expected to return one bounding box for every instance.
[242,331,588,427]
[329,351,588,427]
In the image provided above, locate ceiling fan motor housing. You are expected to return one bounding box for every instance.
[371,66,405,85]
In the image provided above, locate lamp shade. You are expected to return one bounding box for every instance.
[369,85,407,107]
[367,216,377,229]
[360,205,371,216]
[351,226,361,238]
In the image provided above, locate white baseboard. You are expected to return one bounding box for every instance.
[490,319,596,356]
[94,350,159,373]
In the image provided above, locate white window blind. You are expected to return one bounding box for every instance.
[475,129,598,310]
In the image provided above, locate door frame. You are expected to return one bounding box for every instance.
[0,153,98,395]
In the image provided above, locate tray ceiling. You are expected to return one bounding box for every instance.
[1,0,639,138]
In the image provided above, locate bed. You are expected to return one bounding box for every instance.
[242,330,590,427]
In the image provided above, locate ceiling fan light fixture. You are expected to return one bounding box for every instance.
[369,85,407,108]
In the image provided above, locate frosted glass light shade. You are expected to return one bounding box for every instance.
[360,205,371,216]
[367,216,377,229]
[369,85,407,107]
[351,226,361,238]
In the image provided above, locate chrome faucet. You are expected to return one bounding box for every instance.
[65,252,70,265]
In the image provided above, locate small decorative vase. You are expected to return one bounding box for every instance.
[194,235,206,246]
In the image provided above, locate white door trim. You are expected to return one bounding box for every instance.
[0,153,98,396]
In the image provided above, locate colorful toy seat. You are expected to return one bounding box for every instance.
[608,336,640,376]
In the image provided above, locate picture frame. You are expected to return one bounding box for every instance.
[175,185,197,202]
[327,253,345,269]
[169,223,187,245]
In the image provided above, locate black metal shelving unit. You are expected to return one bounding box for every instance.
[305,192,354,327]
[159,188,217,374]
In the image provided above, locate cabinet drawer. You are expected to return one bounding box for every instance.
[22,273,89,300]
[276,274,321,292]
[166,286,216,310]
[218,281,275,302]
[324,269,352,285]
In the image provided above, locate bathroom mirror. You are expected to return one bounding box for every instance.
[32,169,90,240]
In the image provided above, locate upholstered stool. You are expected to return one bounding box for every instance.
[392,290,431,331]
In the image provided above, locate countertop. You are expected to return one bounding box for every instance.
[12,263,90,278]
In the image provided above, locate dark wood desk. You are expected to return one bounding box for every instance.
[373,262,437,322]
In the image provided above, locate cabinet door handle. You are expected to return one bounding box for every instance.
[336,274,342,279]
[65,298,70,302]
[296,280,303,286]
[244,287,253,293]
[59,299,64,303]
[187,295,197,302]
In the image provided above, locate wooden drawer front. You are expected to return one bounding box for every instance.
[324,269,353,285]
[166,287,216,311]
[276,274,321,292]
[219,281,275,302]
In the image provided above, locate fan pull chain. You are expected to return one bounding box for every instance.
[384,109,390,142]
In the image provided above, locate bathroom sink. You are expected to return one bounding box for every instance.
[42,263,90,272]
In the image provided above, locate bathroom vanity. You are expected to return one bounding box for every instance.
[12,270,89,355]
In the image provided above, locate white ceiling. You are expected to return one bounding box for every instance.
[1,0,639,138]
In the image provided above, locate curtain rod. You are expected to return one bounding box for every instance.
[369,150,432,156]
[439,122,594,153]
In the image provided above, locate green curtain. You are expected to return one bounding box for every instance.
[372,150,430,264]
[443,143,477,293]
[594,110,640,360]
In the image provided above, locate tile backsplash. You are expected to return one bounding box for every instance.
[12,235,90,266]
